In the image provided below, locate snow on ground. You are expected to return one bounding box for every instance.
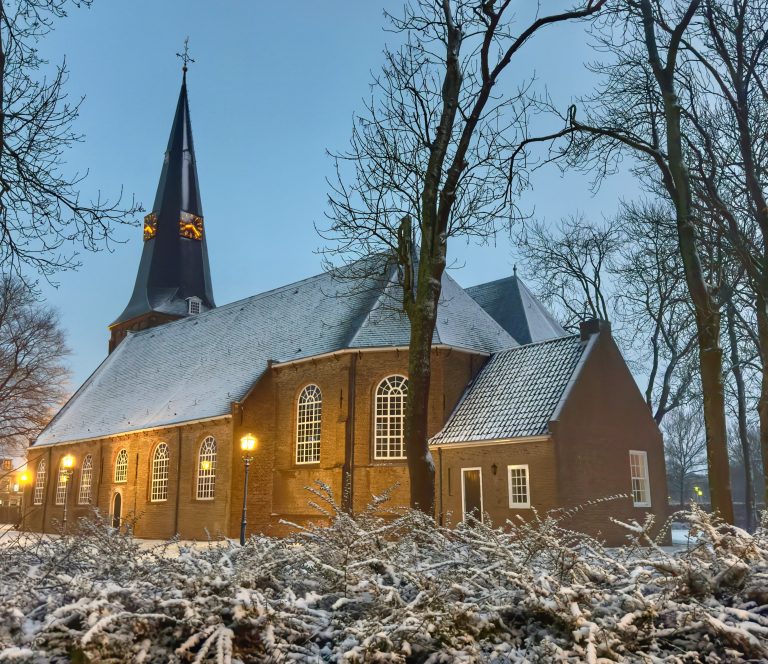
[0,490,766,663]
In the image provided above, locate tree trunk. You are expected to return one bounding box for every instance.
[756,293,768,510]
[403,246,442,514]
[726,296,754,530]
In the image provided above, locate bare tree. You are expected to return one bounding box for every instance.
[517,0,735,521]
[0,277,69,457]
[663,405,707,506]
[518,201,697,424]
[1,0,140,278]
[323,0,604,513]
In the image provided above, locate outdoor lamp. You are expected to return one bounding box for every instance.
[19,472,29,484]
[239,434,257,546]
[61,454,76,534]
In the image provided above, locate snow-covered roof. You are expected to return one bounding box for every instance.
[34,263,516,446]
[430,335,588,445]
[466,273,566,344]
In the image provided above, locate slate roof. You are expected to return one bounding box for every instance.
[430,335,590,445]
[34,262,516,447]
[466,273,565,344]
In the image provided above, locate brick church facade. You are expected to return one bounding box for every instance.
[23,72,668,545]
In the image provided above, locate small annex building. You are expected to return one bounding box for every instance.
[24,71,668,545]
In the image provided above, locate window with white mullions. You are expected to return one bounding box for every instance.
[151,443,169,502]
[296,385,322,464]
[196,436,217,500]
[33,460,46,505]
[54,463,68,505]
[114,449,128,483]
[374,375,408,460]
[629,450,651,507]
[507,464,530,508]
[78,455,93,504]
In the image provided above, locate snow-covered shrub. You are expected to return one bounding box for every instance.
[0,489,766,663]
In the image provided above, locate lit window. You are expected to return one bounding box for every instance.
[114,449,128,483]
[629,450,651,507]
[374,375,408,460]
[507,465,530,508]
[78,455,93,505]
[196,437,217,500]
[33,460,46,505]
[54,461,70,505]
[296,385,322,464]
[187,297,201,315]
[151,443,169,502]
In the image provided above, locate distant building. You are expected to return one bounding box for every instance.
[24,70,668,545]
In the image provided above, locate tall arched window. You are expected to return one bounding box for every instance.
[296,384,322,464]
[196,436,217,500]
[114,449,128,483]
[374,375,408,460]
[33,460,46,505]
[150,443,169,502]
[78,455,93,505]
[55,460,69,505]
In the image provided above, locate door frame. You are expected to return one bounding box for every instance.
[112,491,122,529]
[460,466,483,522]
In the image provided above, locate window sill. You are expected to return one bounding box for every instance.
[633,502,652,508]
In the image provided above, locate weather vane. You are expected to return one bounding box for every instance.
[177,37,195,74]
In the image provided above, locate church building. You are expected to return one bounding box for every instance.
[24,71,668,545]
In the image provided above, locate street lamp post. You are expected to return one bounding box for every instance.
[239,434,257,546]
[61,454,75,534]
[17,472,30,531]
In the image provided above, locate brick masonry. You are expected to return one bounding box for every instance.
[24,332,669,546]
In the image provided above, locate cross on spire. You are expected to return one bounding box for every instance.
[177,37,195,76]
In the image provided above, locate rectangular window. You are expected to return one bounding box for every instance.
[507,464,530,508]
[461,467,483,522]
[629,450,651,507]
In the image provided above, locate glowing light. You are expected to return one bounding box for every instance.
[240,434,257,453]
[62,454,75,469]
[201,460,211,471]
[19,472,30,484]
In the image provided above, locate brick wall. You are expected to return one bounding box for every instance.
[552,332,670,545]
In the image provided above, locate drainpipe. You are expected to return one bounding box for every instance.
[174,427,182,536]
[342,354,357,514]
[437,446,444,526]
[41,448,51,534]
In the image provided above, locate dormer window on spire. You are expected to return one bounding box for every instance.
[187,296,202,315]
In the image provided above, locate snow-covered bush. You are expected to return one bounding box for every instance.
[0,486,766,663]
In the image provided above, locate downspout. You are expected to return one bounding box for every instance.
[174,427,182,536]
[437,445,444,526]
[342,354,357,514]
[41,447,51,534]
[133,452,139,517]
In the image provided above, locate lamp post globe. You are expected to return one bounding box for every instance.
[239,434,257,546]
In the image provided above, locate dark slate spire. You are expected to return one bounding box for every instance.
[111,65,215,328]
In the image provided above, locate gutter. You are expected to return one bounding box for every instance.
[431,435,551,450]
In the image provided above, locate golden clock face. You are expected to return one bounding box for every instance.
[143,213,158,241]
[179,211,204,240]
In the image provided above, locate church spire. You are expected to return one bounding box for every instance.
[110,51,215,351]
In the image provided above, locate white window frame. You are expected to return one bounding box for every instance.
[461,467,484,522]
[374,375,408,460]
[114,449,128,483]
[507,464,531,509]
[54,463,69,505]
[296,384,322,464]
[78,455,93,505]
[196,436,217,500]
[151,443,170,502]
[33,460,46,505]
[629,450,651,507]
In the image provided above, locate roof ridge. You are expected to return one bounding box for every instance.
[495,332,578,353]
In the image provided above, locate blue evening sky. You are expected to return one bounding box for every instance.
[34,1,636,389]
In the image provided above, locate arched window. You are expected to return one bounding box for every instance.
[33,460,46,505]
[151,443,169,502]
[296,384,322,464]
[55,460,69,505]
[78,455,93,505]
[196,436,217,500]
[374,375,408,460]
[114,449,128,483]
